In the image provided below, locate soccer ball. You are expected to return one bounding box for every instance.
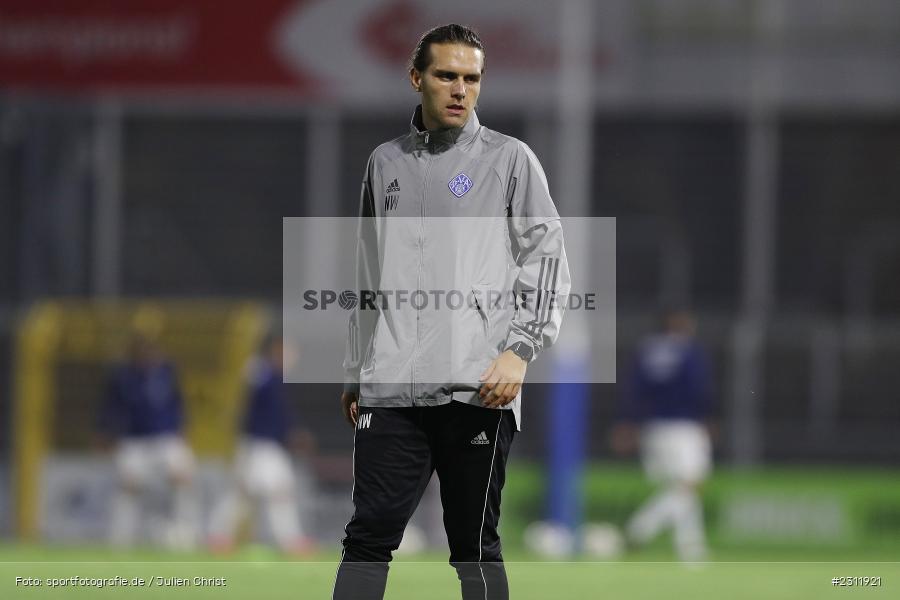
[579,522,625,559]
[523,521,575,557]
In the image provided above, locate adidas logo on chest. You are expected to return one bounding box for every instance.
[384,178,400,211]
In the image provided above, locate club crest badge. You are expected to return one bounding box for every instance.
[448,173,473,198]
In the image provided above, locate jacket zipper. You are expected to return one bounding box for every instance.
[413,136,433,404]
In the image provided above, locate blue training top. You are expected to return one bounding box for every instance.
[100,361,183,437]
[242,360,292,445]
[623,334,713,423]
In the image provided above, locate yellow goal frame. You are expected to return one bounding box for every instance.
[12,300,268,539]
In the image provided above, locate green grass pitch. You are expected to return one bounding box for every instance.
[4,465,898,597]
[1,543,896,599]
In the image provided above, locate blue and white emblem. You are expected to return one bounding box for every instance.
[448,173,473,198]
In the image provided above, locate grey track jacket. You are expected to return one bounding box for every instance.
[343,106,570,428]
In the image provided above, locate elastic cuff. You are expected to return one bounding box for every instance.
[504,330,540,362]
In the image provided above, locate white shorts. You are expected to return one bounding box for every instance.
[235,438,296,496]
[640,420,711,484]
[116,434,195,487]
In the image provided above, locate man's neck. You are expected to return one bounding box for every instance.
[415,109,437,132]
[421,113,442,131]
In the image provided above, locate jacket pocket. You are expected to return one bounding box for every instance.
[470,286,492,339]
[360,317,381,374]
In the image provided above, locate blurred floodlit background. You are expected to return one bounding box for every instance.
[1,0,899,584]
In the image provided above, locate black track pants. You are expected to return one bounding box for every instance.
[332,401,516,600]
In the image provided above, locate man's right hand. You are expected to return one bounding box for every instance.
[341,391,359,427]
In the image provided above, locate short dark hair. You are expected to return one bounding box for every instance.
[409,24,485,73]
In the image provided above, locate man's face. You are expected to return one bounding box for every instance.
[410,42,483,130]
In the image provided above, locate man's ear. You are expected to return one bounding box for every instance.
[409,68,422,92]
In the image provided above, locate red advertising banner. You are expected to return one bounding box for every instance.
[2,0,898,107]
[0,0,321,94]
[0,0,569,103]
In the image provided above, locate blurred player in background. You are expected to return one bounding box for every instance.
[611,309,715,562]
[97,329,197,549]
[207,335,317,555]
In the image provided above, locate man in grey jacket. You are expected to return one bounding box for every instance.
[334,24,569,600]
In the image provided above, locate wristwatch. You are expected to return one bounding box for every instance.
[506,341,534,363]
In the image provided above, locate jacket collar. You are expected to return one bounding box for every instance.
[410,105,480,150]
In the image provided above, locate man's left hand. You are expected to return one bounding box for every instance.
[479,350,527,408]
